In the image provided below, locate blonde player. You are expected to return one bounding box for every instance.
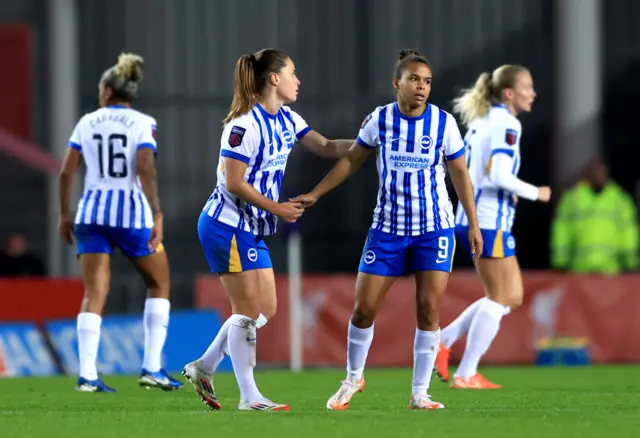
[293,49,482,410]
[58,53,182,392]
[434,65,552,388]
[181,48,352,411]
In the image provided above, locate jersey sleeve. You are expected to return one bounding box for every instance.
[356,109,380,149]
[489,118,521,158]
[137,117,159,155]
[443,114,465,160]
[289,109,312,141]
[220,119,258,164]
[68,117,84,152]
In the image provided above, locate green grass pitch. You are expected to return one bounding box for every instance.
[1,366,639,438]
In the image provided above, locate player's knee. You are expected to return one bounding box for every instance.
[81,293,107,314]
[507,291,523,309]
[146,282,170,299]
[260,302,277,320]
[416,304,440,331]
[351,304,377,328]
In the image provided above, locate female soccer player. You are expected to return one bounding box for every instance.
[181,48,352,411]
[292,49,482,410]
[58,53,182,392]
[435,65,551,389]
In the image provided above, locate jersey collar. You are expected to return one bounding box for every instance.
[393,101,429,121]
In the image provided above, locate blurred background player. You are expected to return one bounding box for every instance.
[437,65,552,389]
[293,49,482,410]
[58,53,182,392]
[181,48,352,411]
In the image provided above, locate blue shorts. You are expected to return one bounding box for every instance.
[198,212,272,273]
[456,226,516,259]
[74,224,161,259]
[358,228,456,277]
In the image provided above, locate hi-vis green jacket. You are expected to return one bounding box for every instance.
[550,181,639,275]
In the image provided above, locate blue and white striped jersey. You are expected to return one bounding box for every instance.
[357,102,466,236]
[455,104,526,232]
[69,105,157,229]
[203,104,311,236]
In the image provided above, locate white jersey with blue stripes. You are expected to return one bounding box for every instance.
[203,104,311,236]
[69,105,157,229]
[455,104,522,232]
[357,102,466,236]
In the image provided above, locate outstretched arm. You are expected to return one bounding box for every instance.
[298,130,354,158]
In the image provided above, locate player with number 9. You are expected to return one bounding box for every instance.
[57,53,182,393]
[292,49,482,410]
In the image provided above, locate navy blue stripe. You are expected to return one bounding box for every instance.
[376,107,388,231]
[90,190,102,225]
[275,116,284,152]
[116,189,125,227]
[235,198,245,229]
[257,171,270,236]
[406,118,416,153]
[137,192,146,229]
[389,170,399,234]
[261,171,274,234]
[491,148,515,158]
[276,112,288,150]
[445,147,465,161]
[248,109,267,232]
[506,155,519,228]
[265,116,275,155]
[403,173,412,233]
[281,109,296,132]
[390,110,401,233]
[221,149,251,164]
[274,170,283,195]
[265,190,276,234]
[68,141,82,151]
[430,110,447,231]
[80,190,93,224]
[418,106,432,232]
[248,110,266,184]
[496,189,505,229]
[104,190,113,226]
[418,172,427,233]
[391,108,401,152]
[129,191,136,228]
[296,126,311,140]
[213,197,225,220]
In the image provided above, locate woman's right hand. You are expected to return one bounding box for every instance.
[275,201,305,223]
[537,186,552,203]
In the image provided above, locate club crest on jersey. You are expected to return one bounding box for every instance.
[229,126,246,148]
[420,135,433,153]
[361,113,373,129]
[505,129,518,146]
[282,130,295,149]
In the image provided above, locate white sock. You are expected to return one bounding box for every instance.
[142,298,170,372]
[411,328,440,395]
[200,318,232,372]
[77,312,101,380]
[441,298,486,348]
[456,299,506,378]
[228,314,262,401]
[346,321,374,382]
[256,313,268,329]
